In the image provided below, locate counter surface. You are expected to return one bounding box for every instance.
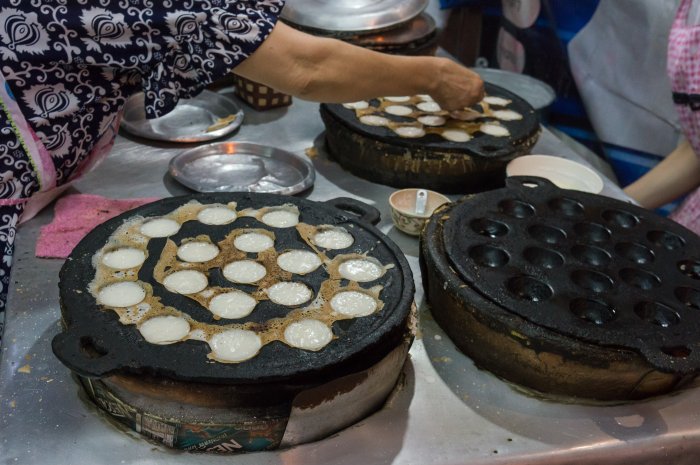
[2,95,699,465]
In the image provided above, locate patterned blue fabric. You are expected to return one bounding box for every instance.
[0,0,284,346]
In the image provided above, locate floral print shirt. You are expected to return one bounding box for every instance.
[0,0,285,344]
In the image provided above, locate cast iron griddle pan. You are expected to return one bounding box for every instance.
[321,82,540,158]
[443,177,700,374]
[52,193,414,384]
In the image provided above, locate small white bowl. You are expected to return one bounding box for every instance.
[506,154,604,194]
[389,188,451,236]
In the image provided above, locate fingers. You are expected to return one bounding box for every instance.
[429,60,485,111]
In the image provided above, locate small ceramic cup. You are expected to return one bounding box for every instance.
[389,188,451,236]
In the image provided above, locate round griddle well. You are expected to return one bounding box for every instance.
[442,177,700,374]
[52,193,414,384]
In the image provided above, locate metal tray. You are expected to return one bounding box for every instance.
[168,141,315,194]
[121,90,244,143]
[281,0,428,33]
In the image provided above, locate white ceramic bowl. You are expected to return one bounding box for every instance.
[389,188,451,236]
[506,154,604,194]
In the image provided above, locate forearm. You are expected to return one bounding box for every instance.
[234,22,483,110]
[624,140,700,208]
[294,41,438,102]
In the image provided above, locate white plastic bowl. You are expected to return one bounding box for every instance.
[506,154,604,194]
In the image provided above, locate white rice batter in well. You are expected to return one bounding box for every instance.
[261,208,299,228]
[209,291,257,319]
[277,250,322,274]
[223,260,267,283]
[339,258,384,282]
[177,242,219,263]
[197,206,237,225]
[163,270,208,295]
[140,218,181,238]
[139,315,190,344]
[209,329,262,362]
[234,232,274,253]
[98,281,146,307]
[284,319,333,350]
[267,282,313,306]
[330,291,378,317]
[312,228,354,249]
[102,248,146,269]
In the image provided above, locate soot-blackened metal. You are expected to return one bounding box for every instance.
[52,193,414,385]
[442,177,700,374]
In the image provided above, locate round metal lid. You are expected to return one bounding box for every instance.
[52,193,414,384]
[441,176,700,374]
[281,0,428,33]
[120,90,244,143]
[168,142,315,195]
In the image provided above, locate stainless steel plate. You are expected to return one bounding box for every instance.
[169,142,315,194]
[281,0,428,33]
[121,90,244,143]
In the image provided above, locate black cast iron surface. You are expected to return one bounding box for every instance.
[52,193,414,384]
[442,177,700,374]
[320,82,540,158]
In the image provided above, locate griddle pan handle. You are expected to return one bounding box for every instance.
[325,197,381,225]
[506,176,558,192]
[51,330,123,378]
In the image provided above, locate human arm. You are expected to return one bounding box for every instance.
[623,139,700,208]
[233,22,484,111]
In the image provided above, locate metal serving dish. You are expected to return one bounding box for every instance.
[281,0,428,34]
[168,142,315,195]
[121,90,244,143]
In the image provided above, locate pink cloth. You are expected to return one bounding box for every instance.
[667,0,700,235]
[36,194,159,259]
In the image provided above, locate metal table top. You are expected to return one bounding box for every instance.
[2,90,699,465]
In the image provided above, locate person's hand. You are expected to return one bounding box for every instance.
[429,58,485,111]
